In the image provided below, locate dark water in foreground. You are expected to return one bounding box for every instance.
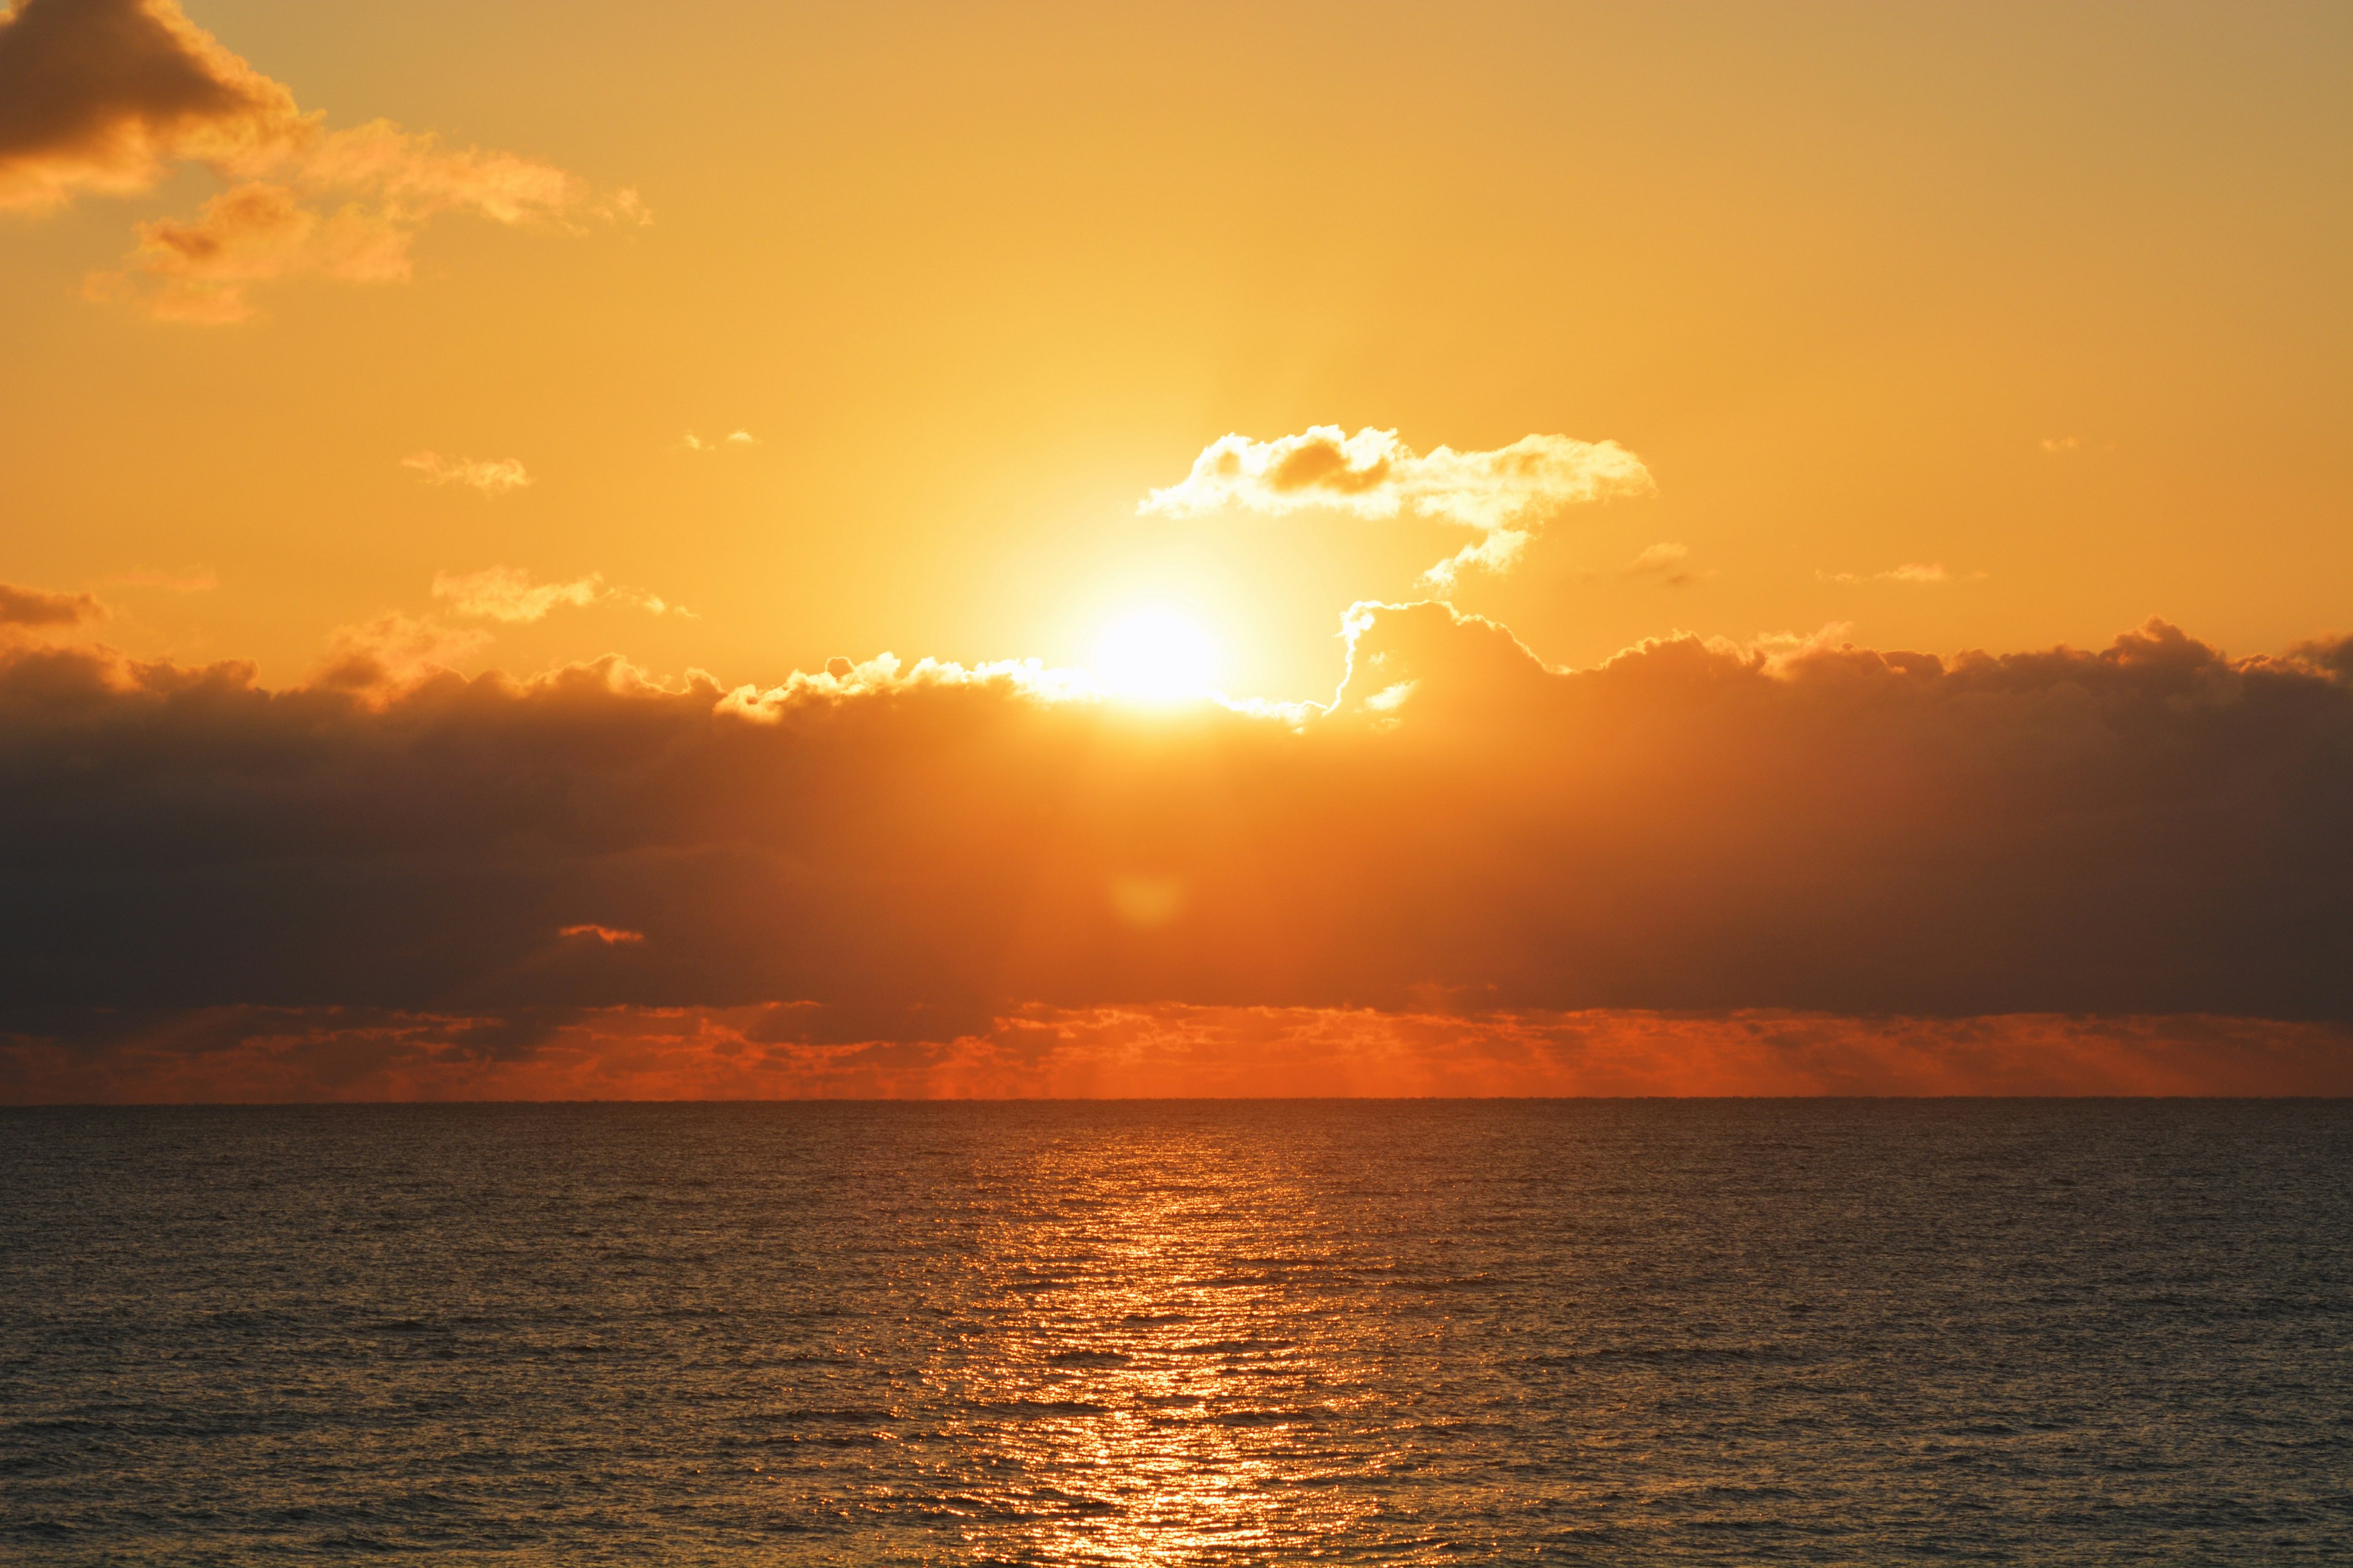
[2,1104,2349,1564]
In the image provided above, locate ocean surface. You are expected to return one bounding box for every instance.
[2,1102,2349,1564]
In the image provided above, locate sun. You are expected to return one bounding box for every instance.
[1091,608,1220,702]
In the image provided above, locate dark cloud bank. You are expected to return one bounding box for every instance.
[2,604,2349,1096]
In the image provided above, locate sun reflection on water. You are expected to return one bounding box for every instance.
[924,1135,1398,1562]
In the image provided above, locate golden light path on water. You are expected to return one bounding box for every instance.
[922,1129,1398,1560]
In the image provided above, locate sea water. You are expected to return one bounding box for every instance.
[2,1101,2348,1563]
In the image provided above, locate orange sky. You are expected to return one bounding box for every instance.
[2,2,2349,1099]
[3,0,2346,699]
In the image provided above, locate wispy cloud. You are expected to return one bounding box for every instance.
[1141,425,1653,587]
[432,565,689,623]
[433,567,594,623]
[559,924,645,945]
[2040,435,2082,454]
[1820,562,1981,586]
[402,452,532,496]
[680,430,758,453]
[1,0,643,322]
[1622,542,1705,586]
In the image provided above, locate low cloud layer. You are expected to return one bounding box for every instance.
[1142,426,1653,585]
[0,0,639,320]
[2,604,2347,1099]
[7,1004,2346,1104]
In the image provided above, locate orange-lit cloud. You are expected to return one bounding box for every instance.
[313,612,490,689]
[0,0,301,211]
[433,566,596,622]
[402,452,532,496]
[559,925,645,945]
[2288,635,2353,681]
[1821,562,1978,586]
[1142,426,1653,585]
[1,0,638,320]
[5,1003,2347,1105]
[431,566,689,622]
[680,430,758,453]
[0,581,102,629]
[84,180,410,323]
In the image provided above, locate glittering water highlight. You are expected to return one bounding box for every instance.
[4,1101,2349,1562]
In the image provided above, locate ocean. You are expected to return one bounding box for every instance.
[3,1101,2348,1563]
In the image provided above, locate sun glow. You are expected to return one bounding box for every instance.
[1091,609,1221,703]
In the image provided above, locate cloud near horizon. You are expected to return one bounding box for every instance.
[1,602,2349,1101]
[0,0,640,321]
[1142,427,1654,586]
[7,1004,2348,1104]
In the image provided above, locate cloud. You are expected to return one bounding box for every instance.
[313,612,490,689]
[7,1004,2349,1104]
[2288,634,2353,683]
[0,0,302,211]
[559,925,644,945]
[1140,426,1654,586]
[2042,436,2082,453]
[1,0,641,320]
[433,566,596,623]
[681,430,758,453]
[0,581,102,629]
[1622,541,1706,586]
[431,565,691,622]
[402,452,532,496]
[1,605,2348,1086]
[86,179,410,323]
[1820,562,1979,586]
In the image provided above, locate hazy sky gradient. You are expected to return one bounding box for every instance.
[2,0,2345,698]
